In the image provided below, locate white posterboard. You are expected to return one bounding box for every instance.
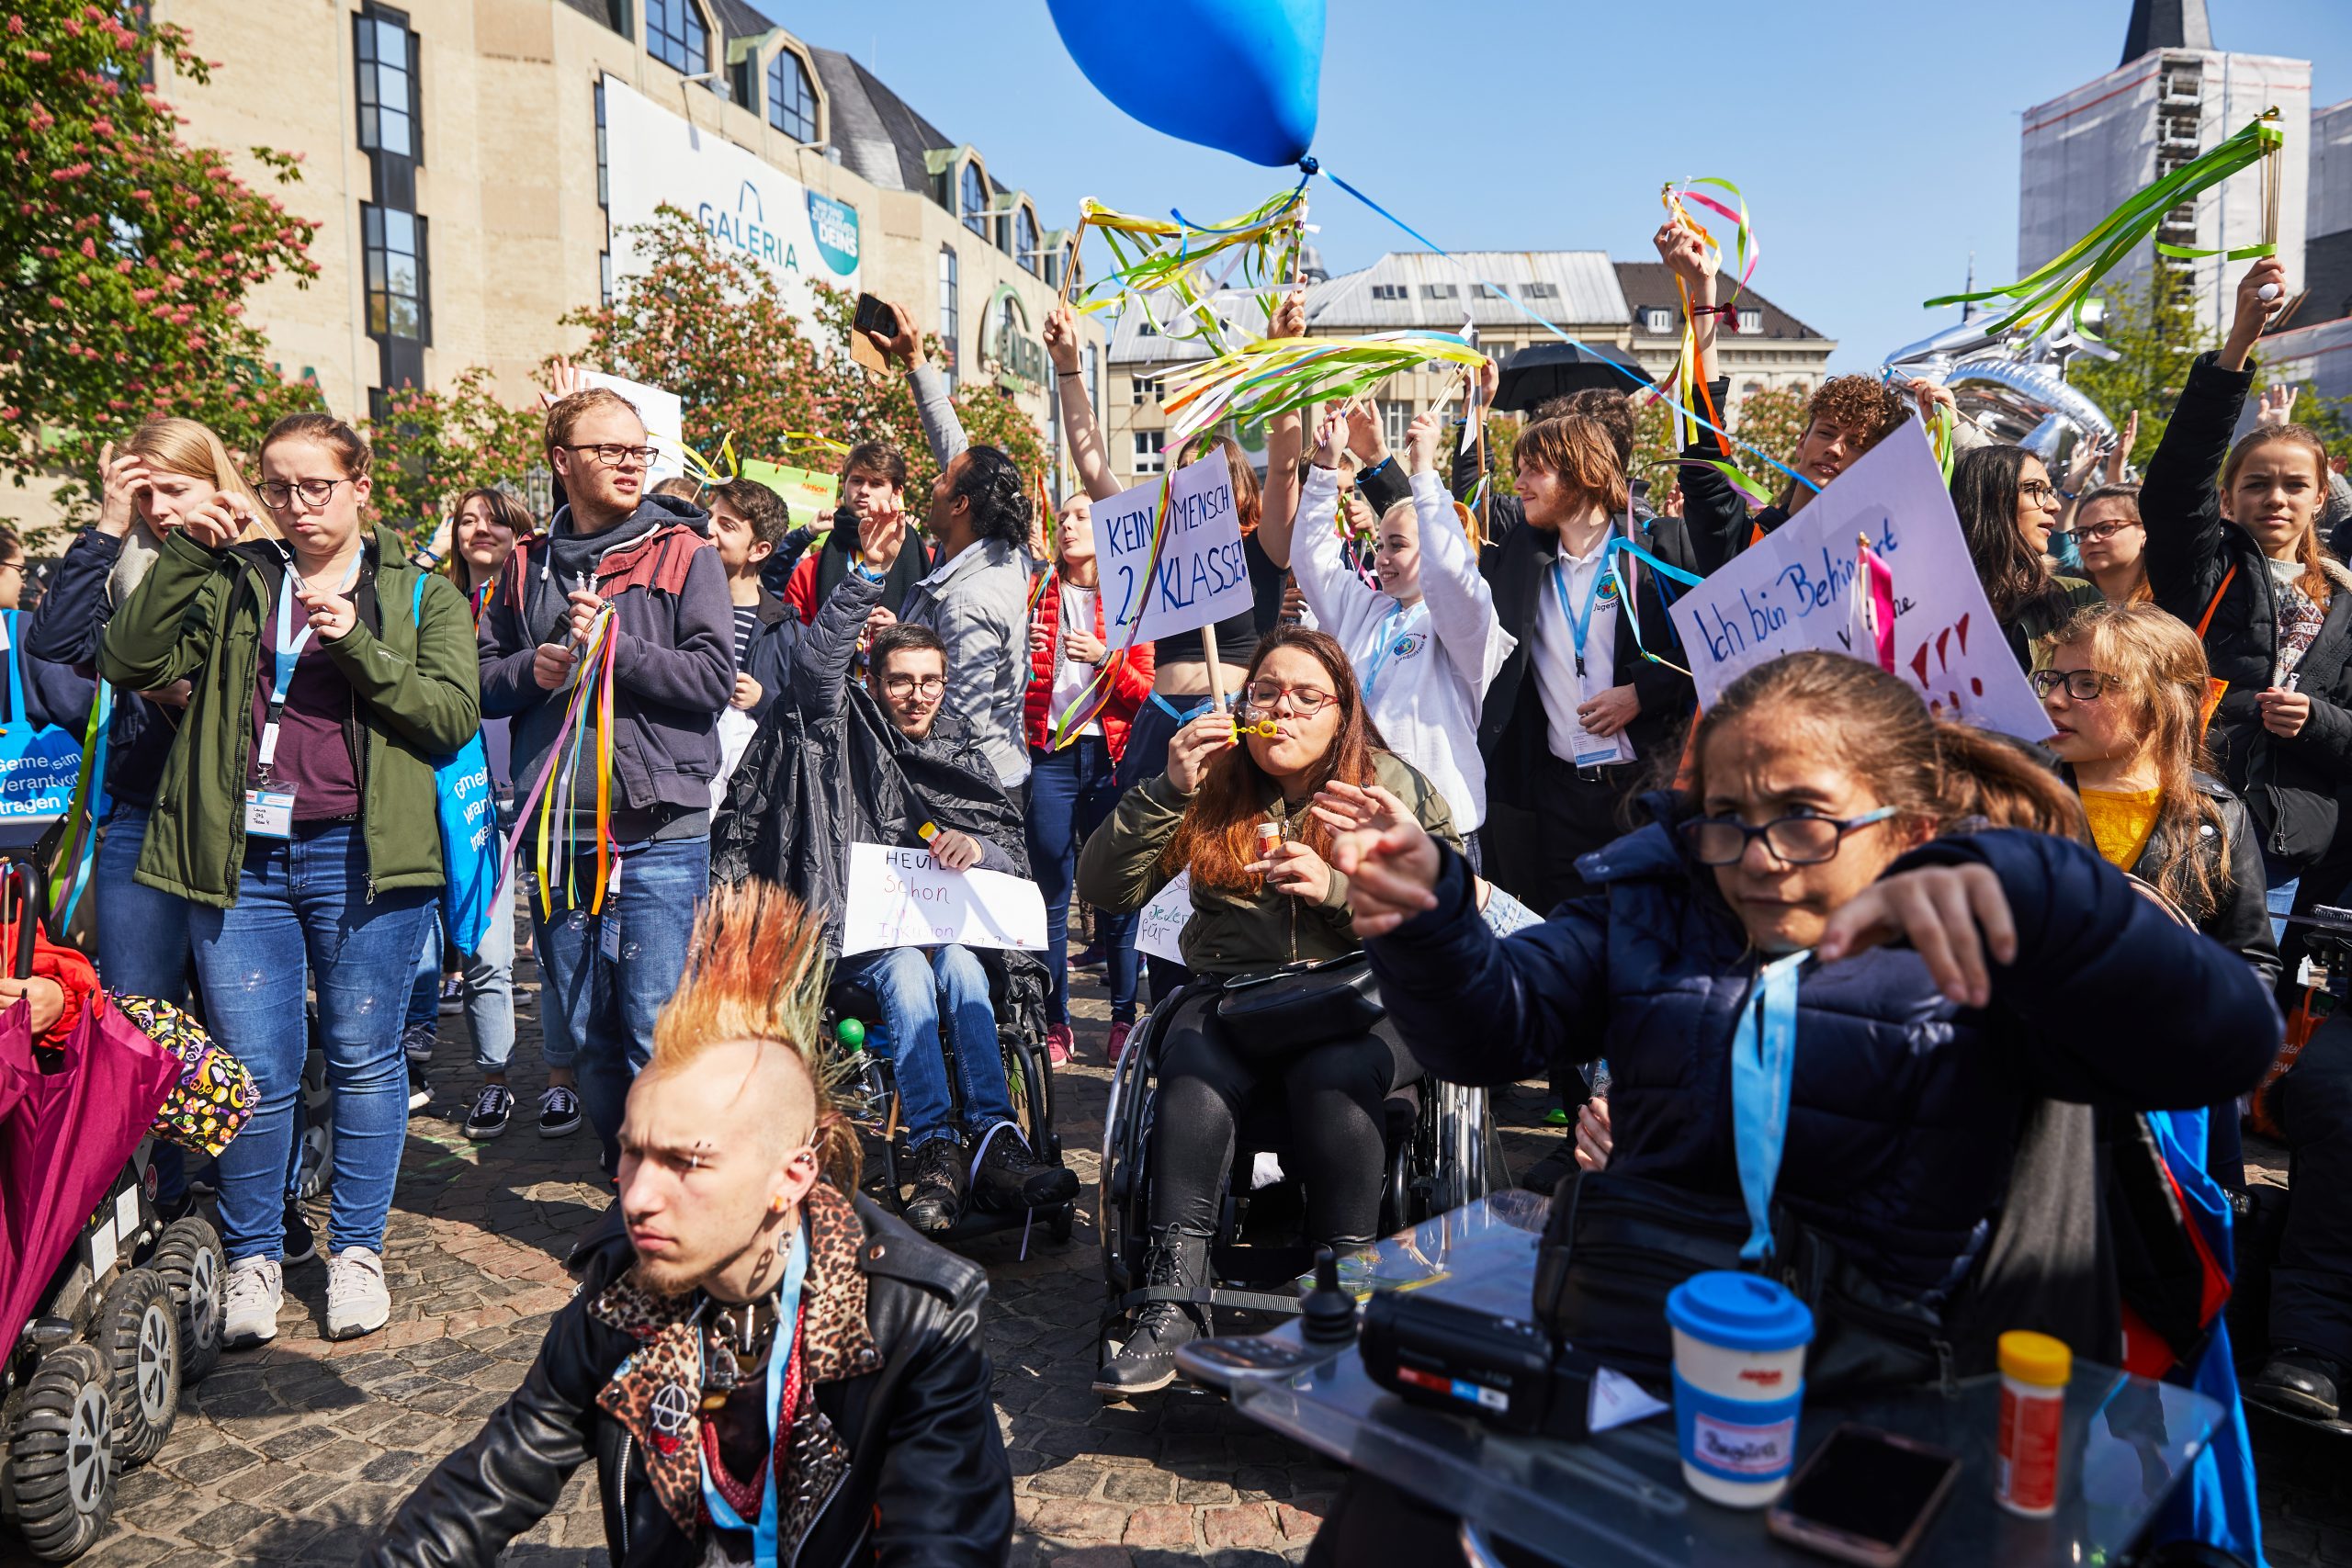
[1666,423,2049,740]
[581,369,687,485]
[1095,451,1251,644]
[1136,871,1193,964]
[840,842,1047,956]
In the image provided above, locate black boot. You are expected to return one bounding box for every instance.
[1095,1228,1212,1397]
[2251,1347,2343,1420]
[972,1125,1080,1212]
[901,1137,968,1235]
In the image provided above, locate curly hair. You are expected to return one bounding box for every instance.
[949,446,1033,550]
[1772,376,1910,511]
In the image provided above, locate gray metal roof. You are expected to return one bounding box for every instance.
[1612,263,1825,340]
[1303,251,1629,332]
[1103,290,1273,368]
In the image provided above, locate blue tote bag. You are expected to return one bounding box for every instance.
[0,611,84,841]
[410,577,503,956]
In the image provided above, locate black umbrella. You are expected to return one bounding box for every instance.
[1492,341,1653,412]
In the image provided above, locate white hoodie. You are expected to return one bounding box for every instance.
[1291,466,1516,829]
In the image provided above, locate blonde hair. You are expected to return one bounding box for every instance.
[2041,604,2232,919]
[650,881,859,1186]
[121,417,275,545]
[544,386,643,454]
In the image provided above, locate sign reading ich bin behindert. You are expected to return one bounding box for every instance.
[1094,451,1250,646]
[599,73,859,333]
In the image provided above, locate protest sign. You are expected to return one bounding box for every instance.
[741,458,841,522]
[1095,451,1251,644]
[581,369,687,485]
[1136,872,1193,964]
[1666,423,2049,739]
[841,842,1048,957]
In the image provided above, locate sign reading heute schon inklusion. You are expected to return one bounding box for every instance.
[600,73,860,333]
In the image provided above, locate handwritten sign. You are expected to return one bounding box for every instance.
[1136,871,1193,964]
[1666,423,2048,739]
[840,842,1048,957]
[582,369,687,485]
[1096,451,1251,644]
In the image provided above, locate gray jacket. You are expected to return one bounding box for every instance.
[900,361,1033,788]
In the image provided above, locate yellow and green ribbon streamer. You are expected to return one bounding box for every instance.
[1073,183,1309,353]
[1159,332,1488,447]
[1925,112,2283,340]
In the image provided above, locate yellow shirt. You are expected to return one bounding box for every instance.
[2080,786,2164,872]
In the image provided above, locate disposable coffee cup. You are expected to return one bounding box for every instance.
[1665,1271,1815,1507]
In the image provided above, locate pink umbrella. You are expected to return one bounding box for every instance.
[0,996,181,1353]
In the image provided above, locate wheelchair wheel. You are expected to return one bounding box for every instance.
[1097,1005,1159,1310]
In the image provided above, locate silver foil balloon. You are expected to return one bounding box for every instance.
[1882,325,2120,465]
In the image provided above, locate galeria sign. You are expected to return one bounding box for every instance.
[840,842,1048,956]
[1666,423,2049,740]
[1095,451,1252,645]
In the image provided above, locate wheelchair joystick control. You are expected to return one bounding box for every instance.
[1301,1247,1358,1348]
[837,1018,865,1051]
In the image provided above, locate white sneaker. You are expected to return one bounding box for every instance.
[324,1247,391,1340]
[221,1257,284,1349]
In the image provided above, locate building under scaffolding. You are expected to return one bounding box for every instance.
[2017,0,2311,343]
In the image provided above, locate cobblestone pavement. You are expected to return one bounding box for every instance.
[37,938,2352,1567]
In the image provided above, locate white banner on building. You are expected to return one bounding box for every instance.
[840,843,1046,957]
[1666,423,2050,740]
[599,73,861,333]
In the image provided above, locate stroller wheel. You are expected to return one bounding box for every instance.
[152,1216,225,1385]
[95,1269,180,1469]
[3,1343,116,1561]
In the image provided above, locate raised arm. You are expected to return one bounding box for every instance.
[862,296,967,468]
[1289,423,1383,641]
[2143,259,2274,617]
[1045,305,1120,502]
[1253,288,1312,567]
[1405,413,1513,686]
[791,567,887,723]
[1655,216,1720,386]
[96,529,228,692]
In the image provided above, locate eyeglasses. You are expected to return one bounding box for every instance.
[1243,680,1338,716]
[1679,806,1899,867]
[2017,479,2058,502]
[882,673,946,699]
[561,442,658,468]
[2062,520,2141,545]
[255,477,352,510]
[2028,669,2119,702]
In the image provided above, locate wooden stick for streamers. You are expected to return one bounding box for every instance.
[1201,623,1228,712]
[1057,215,1089,308]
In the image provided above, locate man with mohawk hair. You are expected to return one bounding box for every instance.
[366,882,1012,1568]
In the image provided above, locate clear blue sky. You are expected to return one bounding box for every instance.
[794,0,2349,371]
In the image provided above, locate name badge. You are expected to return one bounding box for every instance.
[600,916,621,964]
[1574,747,1622,770]
[243,787,296,839]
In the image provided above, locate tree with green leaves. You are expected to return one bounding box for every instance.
[4,1,321,524]
[362,368,544,539]
[560,207,1046,509]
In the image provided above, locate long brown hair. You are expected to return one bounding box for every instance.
[2222,424,2336,609]
[2042,604,2232,918]
[1686,652,2086,842]
[1161,626,1389,892]
[1204,434,1263,537]
[447,487,534,596]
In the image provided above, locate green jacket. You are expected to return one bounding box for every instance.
[98,525,482,908]
[1076,750,1460,976]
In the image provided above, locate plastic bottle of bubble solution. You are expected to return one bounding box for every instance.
[1995,1330,2069,1518]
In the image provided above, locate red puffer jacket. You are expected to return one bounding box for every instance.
[1022,568,1154,759]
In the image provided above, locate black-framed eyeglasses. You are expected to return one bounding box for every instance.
[1680,806,1899,867]
[2062,520,2142,544]
[1243,680,1337,716]
[255,477,352,510]
[561,442,658,468]
[2029,669,2119,702]
[882,673,945,699]
[2018,479,2058,502]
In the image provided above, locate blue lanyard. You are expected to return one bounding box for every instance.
[1729,950,1809,1262]
[1549,537,1617,679]
[698,1224,808,1567]
[260,550,358,774]
[1359,599,1427,706]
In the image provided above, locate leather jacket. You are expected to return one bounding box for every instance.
[362,1190,1012,1568]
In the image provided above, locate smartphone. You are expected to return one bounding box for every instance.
[852,293,899,341]
[1765,1425,1961,1567]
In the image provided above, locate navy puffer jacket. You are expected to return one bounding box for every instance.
[1365,807,2282,1301]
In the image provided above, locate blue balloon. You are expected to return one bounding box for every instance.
[1046,0,1325,167]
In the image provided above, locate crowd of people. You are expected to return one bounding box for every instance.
[25,237,2351,1567]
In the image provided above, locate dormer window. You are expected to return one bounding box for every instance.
[1371,284,1407,301]
[767,50,818,141]
[961,162,989,238]
[1642,307,1672,333]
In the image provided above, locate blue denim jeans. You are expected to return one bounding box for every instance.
[404,888,520,1072]
[836,944,1014,1146]
[96,806,195,1001]
[189,823,435,1264]
[1026,739,1138,1024]
[526,835,707,1169]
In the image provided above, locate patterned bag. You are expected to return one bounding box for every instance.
[116,995,254,1156]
